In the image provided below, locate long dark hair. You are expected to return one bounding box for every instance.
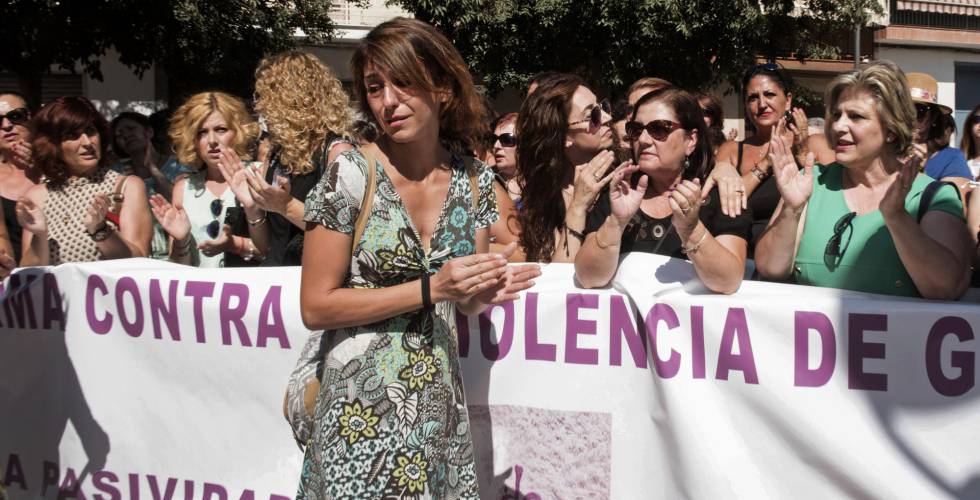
[961,103,980,161]
[631,87,713,182]
[515,73,585,263]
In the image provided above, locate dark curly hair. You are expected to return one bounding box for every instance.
[31,96,110,186]
[515,73,585,262]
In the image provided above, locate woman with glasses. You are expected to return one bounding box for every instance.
[575,87,751,293]
[707,63,834,257]
[516,73,617,262]
[0,91,39,262]
[149,91,263,267]
[488,112,524,260]
[907,73,973,189]
[19,97,152,266]
[961,103,980,179]
[756,61,972,299]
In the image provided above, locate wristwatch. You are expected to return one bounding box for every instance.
[87,223,114,242]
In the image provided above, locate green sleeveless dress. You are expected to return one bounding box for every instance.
[794,163,964,297]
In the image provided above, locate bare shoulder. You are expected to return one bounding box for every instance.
[716,140,739,163]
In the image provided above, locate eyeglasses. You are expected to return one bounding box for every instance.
[491,133,517,148]
[824,211,856,266]
[206,198,224,239]
[0,108,30,126]
[624,119,685,142]
[569,99,611,129]
[970,115,980,125]
[915,103,933,121]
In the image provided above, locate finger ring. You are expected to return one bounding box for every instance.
[735,188,745,194]
[593,172,603,181]
[681,207,690,215]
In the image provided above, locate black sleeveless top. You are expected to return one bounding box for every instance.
[2,196,21,263]
[737,142,780,256]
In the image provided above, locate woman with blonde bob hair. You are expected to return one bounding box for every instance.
[149,91,266,267]
[756,60,972,299]
[228,51,355,265]
[296,17,538,499]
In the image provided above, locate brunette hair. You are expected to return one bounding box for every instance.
[255,51,352,175]
[631,87,713,182]
[169,92,258,168]
[627,77,673,102]
[695,92,724,129]
[350,17,486,154]
[110,111,153,158]
[961,103,980,161]
[515,73,586,262]
[31,96,110,186]
[492,112,519,131]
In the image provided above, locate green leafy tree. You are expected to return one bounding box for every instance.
[0,0,358,107]
[388,0,882,97]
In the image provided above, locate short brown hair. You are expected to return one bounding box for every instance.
[169,92,258,168]
[31,96,110,186]
[627,77,673,103]
[350,18,486,153]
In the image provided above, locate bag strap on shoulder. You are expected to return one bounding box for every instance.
[109,174,132,214]
[462,155,480,213]
[917,180,958,223]
[352,144,379,252]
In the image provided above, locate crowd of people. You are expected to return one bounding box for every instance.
[1,16,980,497]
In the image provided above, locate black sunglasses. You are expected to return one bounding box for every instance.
[0,108,30,126]
[206,198,224,239]
[569,99,611,129]
[624,119,685,142]
[970,114,980,125]
[742,63,781,86]
[915,103,934,121]
[491,133,517,148]
[824,211,856,267]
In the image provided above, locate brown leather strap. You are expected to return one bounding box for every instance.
[109,174,131,214]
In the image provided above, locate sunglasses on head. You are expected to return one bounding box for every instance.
[824,211,856,265]
[0,108,30,126]
[569,99,611,129]
[624,119,685,142]
[206,198,224,239]
[491,133,517,148]
[742,63,781,86]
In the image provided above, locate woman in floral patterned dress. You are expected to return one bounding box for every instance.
[298,18,540,499]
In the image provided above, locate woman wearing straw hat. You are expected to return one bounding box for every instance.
[907,72,973,188]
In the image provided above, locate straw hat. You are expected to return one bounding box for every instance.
[906,72,952,114]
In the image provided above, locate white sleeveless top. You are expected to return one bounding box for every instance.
[181,172,239,268]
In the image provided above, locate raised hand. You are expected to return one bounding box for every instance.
[668,178,704,237]
[788,107,810,146]
[83,194,111,234]
[571,150,617,211]
[149,193,191,241]
[880,151,923,219]
[769,119,814,212]
[217,149,259,209]
[608,161,646,224]
[246,171,293,215]
[15,198,47,235]
[198,224,233,258]
[702,161,746,217]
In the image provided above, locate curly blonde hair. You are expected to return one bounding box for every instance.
[169,92,258,168]
[255,51,353,175]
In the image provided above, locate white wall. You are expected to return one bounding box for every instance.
[83,47,163,118]
[876,46,980,112]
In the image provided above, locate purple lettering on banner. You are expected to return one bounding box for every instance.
[92,470,121,500]
[269,496,292,500]
[202,482,228,500]
[183,479,194,499]
[455,309,470,357]
[690,306,706,379]
[524,293,556,362]
[3,453,26,489]
[609,295,647,368]
[41,460,58,495]
[115,277,145,338]
[184,281,215,343]
[479,301,514,361]
[57,466,82,498]
[42,273,65,330]
[148,474,177,500]
[257,286,289,349]
[565,294,599,365]
[6,274,38,329]
[715,308,759,384]
[149,279,180,341]
[645,303,680,378]
[86,275,113,335]
[848,313,888,391]
[926,316,975,397]
[237,490,256,500]
[219,284,252,347]
[794,311,836,387]
[128,473,140,500]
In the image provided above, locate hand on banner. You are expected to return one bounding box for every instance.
[150,193,191,241]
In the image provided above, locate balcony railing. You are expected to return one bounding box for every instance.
[329,1,410,27]
[890,0,980,29]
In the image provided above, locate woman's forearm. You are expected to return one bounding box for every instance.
[96,229,147,259]
[575,216,625,288]
[684,228,745,294]
[244,206,271,256]
[21,231,49,267]
[168,236,195,265]
[552,205,588,263]
[283,198,306,230]
[755,204,804,280]
[301,278,430,330]
[885,211,970,300]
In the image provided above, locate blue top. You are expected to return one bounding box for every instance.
[924,147,972,180]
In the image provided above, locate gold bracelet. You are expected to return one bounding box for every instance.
[681,229,709,255]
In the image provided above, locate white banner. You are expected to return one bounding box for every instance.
[1,256,979,499]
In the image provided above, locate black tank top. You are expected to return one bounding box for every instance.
[3,196,22,263]
[737,141,780,255]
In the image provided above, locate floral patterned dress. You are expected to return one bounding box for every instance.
[298,150,498,499]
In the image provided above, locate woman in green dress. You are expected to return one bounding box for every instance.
[297,18,540,499]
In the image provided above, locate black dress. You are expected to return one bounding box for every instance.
[736,141,780,257]
[2,197,22,263]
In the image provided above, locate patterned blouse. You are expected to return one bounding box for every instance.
[43,166,123,265]
[297,149,498,499]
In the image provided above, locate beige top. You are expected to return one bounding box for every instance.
[44,166,122,265]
